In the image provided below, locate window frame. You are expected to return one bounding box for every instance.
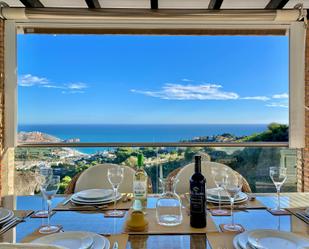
[4,11,306,149]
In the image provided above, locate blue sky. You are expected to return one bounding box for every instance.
[17,34,289,124]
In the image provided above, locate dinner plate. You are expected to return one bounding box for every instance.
[0,208,14,223]
[207,195,248,204]
[71,194,122,205]
[233,231,252,249]
[247,229,309,249]
[0,243,68,249]
[207,190,247,201]
[207,188,237,200]
[71,193,120,203]
[76,189,114,200]
[71,193,122,204]
[32,231,94,249]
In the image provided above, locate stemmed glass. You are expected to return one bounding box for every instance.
[211,167,229,215]
[269,167,287,211]
[35,164,53,216]
[39,175,60,234]
[222,173,243,232]
[106,167,124,216]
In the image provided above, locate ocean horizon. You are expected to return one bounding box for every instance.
[18,124,270,154]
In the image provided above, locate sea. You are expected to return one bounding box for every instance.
[18,124,268,154]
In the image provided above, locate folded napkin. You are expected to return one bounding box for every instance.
[0,243,67,249]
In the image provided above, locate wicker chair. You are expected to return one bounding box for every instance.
[65,164,153,194]
[166,161,252,194]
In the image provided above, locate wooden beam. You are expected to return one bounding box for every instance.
[208,0,224,9]
[151,0,158,9]
[265,0,289,9]
[19,0,44,7]
[85,0,101,8]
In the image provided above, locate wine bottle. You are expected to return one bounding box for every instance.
[133,154,148,209]
[190,155,207,228]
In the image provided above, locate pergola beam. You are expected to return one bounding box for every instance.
[208,0,224,9]
[151,0,158,9]
[265,0,289,9]
[85,0,101,8]
[19,0,44,8]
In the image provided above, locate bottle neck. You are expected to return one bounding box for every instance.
[195,156,201,173]
[137,154,144,169]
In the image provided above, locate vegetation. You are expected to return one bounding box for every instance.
[15,123,296,194]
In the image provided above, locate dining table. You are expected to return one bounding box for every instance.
[0,192,309,249]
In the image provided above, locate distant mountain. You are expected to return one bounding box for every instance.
[18,131,80,143]
[18,131,61,143]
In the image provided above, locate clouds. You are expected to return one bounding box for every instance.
[19,74,49,87]
[266,103,288,108]
[272,93,289,99]
[66,83,87,90]
[18,74,88,94]
[131,80,289,108]
[132,83,239,100]
[241,96,270,101]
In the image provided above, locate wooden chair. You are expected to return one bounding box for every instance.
[65,163,153,194]
[166,161,252,194]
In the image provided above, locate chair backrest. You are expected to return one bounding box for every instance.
[74,163,136,193]
[174,161,242,194]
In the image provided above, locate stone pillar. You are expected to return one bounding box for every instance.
[0,19,5,197]
[302,29,309,191]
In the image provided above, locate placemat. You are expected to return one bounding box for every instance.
[124,208,218,235]
[53,195,132,212]
[207,232,235,249]
[286,207,309,225]
[22,229,128,249]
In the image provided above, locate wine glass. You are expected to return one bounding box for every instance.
[35,164,53,216]
[39,175,60,234]
[211,167,229,215]
[269,167,287,211]
[106,167,124,216]
[222,172,243,232]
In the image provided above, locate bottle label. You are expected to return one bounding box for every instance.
[133,181,147,198]
[190,185,206,214]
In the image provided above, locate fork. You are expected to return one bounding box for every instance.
[0,217,25,235]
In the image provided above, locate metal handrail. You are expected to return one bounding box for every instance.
[17,142,289,148]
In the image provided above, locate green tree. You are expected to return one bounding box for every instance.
[59,176,72,193]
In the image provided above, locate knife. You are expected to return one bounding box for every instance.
[62,197,71,206]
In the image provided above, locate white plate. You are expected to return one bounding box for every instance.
[71,193,119,204]
[0,243,67,249]
[32,231,94,249]
[207,191,247,201]
[247,229,309,249]
[207,195,248,205]
[207,188,238,200]
[76,189,113,200]
[0,208,14,222]
[233,231,252,249]
[71,194,122,205]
